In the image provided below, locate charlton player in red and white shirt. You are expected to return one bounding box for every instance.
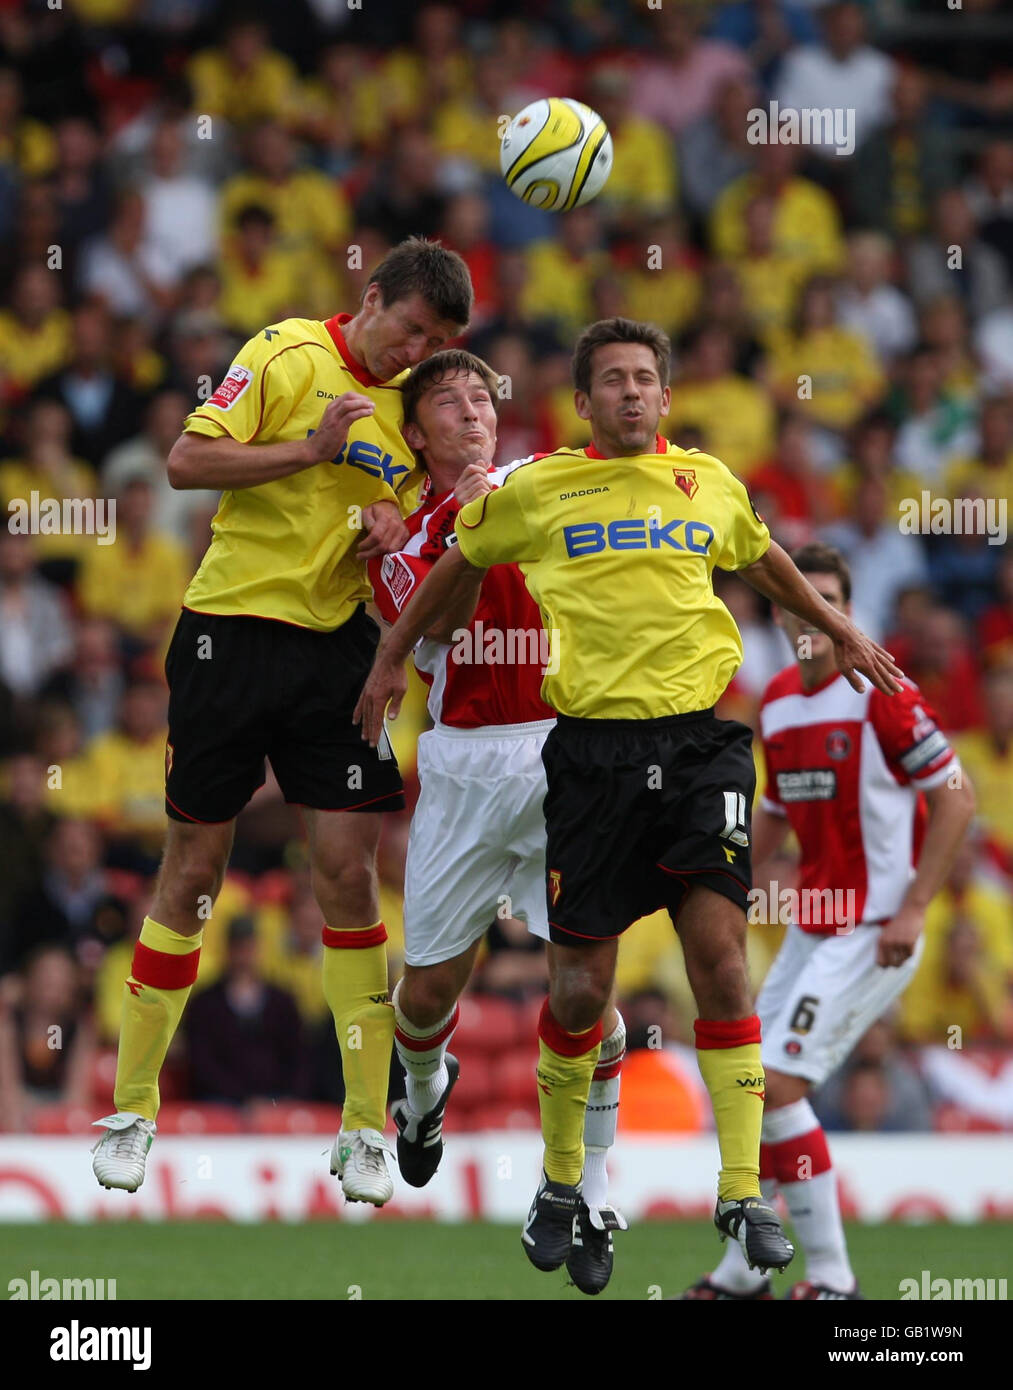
[696,543,976,1302]
[363,349,626,1231]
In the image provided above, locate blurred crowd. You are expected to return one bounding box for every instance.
[1,0,1012,1135]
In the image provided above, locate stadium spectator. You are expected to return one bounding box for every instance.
[78,188,178,324]
[3,818,113,975]
[775,1,895,160]
[920,295,978,404]
[668,323,775,477]
[0,264,71,399]
[0,531,72,701]
[0,751,54,933]
[892,345,978,485]
[137,120,218,282]
[474,914,550,1001]
[907,189,1009,325]
[0,945,95,1131]
[76,474,189,653]
[40,618,125,744]
[186,19,300,131]
[953,667,1013,876]
[51,117,114,267]
[964,140,1013,281]
[0,65,56,180]
[86,677,169,867]
[978,551,1013,670]
[216,203,304,338]
[185,916,309,1105]
[812,1021,933,1133]
[945,393,1013,508]
[521,205,609,341]
[678,75,759,221]
[846,64,957,239]
[631,4,751,137]
[900,834,1013,1045]
[624,214,703,343]
[887,604,985,734]
[585,64,677,224]
[355,125,448,245]
[838,230,918,365]
[34,304,144,468]
[0,398,96,573]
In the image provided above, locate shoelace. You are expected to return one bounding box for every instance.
[357,1140,388,1176]
[94,1125,146,1160]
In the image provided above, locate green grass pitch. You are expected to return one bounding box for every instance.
[2,1221,1010,1300]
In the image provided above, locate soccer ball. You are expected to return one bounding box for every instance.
[500,97,613,212]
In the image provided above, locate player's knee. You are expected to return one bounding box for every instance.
[550,979,609,1036]
[398,969,458,1029]
[312,856,377,922]
[157,858,225,924]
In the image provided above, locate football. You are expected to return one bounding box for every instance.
[500,97,613,212]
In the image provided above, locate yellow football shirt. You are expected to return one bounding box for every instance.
[455,438,770,719]
[182,314,415,631]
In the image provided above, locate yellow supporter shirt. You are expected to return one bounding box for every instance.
[78,531,190,637]
[0,457,97,561]
[432,98,502,174]
[0,118,56,178]
[601,117,677,215]
[455,437,770,719]
[381,49,472,125]
[951,733,1013,854]
[182,314,415,631]
[219,171,350,254]
[899,882,1013,1042]
[0,310,72,393]
[217,247,305,338]
[945,453,1013,509]
[768,326,885,431]
[187,48,299,127]
[625,265,700,339]
[666,374,775,479]
[297,74,388,150]
[521,242,611,340]
[711,175,844,273]
[733,253,807,344]
[87,730,168,843]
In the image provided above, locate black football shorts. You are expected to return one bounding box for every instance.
[542,708,755,944]
[164,605,405,823]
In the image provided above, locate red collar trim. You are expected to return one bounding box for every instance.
[583,433,668,460]
[799,668,841,698]
[323,312,383,387]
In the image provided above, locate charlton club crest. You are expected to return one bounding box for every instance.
[673,467,698,500]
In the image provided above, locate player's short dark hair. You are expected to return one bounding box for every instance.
[571,317,671,395]
[791,542,852,603]
[365,236,473,328]
[401,348,499,427]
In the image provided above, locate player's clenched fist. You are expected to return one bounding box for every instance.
[304,391,376,463]
[455,461,493,506]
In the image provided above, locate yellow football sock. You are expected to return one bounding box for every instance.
[113,916,203,1121]
[322,922,394,1133]
[695,1015,765,1202]
[536,1001,603,1186]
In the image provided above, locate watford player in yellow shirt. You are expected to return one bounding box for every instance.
[357,317,903,1287]
[91,238,472,1206]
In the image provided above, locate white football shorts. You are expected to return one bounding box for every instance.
[402,719,554,967]
[758,920,925,1085]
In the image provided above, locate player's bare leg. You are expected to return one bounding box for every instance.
[304,808,395,1205]
[93,818,235,1191]
[522,938,615,1290]
[388,945,481,1186]
[675,885,794,1275]
[708,1066,860,1300]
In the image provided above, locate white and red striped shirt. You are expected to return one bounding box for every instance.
[759,667,958,931]
[367,462,554,729]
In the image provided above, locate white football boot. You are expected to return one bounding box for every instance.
[92,1112,156,1192]
[330,1127,394,1205]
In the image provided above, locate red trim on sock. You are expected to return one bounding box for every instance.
[538,1000,603,1058]
[321,923,388,949]
[760,1142,777,1182]
[394,1004,460,1053]
[767,1127,832,1183]
[593,1056,624,1080]
[694,1015,762,1049]
[131,941,200,990]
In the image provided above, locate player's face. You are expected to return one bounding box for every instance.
[361,288,464,381]
[405,369,498,471]
[576,342,671,456]
[778,572,849,665]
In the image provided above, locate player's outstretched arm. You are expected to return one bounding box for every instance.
[354,544,488,746]
[877,772,976,967]
[739,540,905,695]
[167,392,378,490]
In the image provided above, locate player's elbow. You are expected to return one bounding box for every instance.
[166,436,198,489]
